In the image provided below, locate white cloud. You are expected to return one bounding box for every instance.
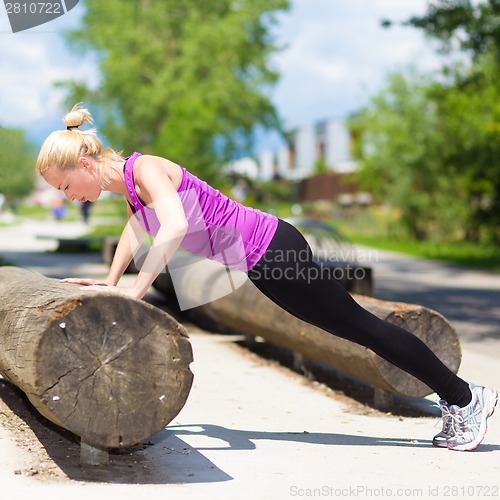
[0,4,99,135]
[270,0,441,127]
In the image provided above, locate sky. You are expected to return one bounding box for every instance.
[0,0,442,151]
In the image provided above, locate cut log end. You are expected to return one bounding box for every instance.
[0,267,194,449]
[370,303,461,397]
[33,294,193,448]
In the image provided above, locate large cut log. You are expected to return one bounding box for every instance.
[154,253,461,399]
[0,266,193,450]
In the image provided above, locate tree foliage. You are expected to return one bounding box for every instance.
[436,55,500,243]
[356,0,500,244]
[352,61,500,244]
[62,0,289,182]
[400,0,500,243]
[0,127,36,199]
[350,71,465,241]
[402,0,500,60]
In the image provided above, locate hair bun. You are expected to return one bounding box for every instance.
[63,103,94,130]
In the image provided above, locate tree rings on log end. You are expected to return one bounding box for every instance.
[33,294,193,449]
[373,306,461,397]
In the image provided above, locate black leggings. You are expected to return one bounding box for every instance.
[248,219,470,407]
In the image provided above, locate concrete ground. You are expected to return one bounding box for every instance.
[366,246,500,359]
[0,216,499,499]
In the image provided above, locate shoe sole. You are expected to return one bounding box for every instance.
[432,439,449,448]
[447,388,498,451]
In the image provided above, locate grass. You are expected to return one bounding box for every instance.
[251,199,500,272]
[0,197,128,254]
[86,224,124,238]
[13,195,127,221]
[342,234,500,271]
[331,208,500,272]
[70,198,127,251]
[90,196,128,219]
[17,203,79,221]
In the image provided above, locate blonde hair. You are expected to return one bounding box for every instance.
[36,103,123,187]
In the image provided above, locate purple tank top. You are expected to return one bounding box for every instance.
[123,152,278,271]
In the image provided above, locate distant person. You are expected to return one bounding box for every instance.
[230,179,248,202]
[6,196,18,215]
[81,200,92,223]
[35,103,497,452]
[51,193,67,221]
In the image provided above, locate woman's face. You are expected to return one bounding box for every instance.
[43,160,102,203]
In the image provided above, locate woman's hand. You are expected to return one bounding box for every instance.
[61,278,140,298]
[60,278,112,286]
[78,284,141,299]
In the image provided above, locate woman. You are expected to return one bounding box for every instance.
[36,104,497,451]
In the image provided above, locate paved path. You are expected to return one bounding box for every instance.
[365,247,500,358]
[0,217,499,498]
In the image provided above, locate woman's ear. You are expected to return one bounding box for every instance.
[77,156,92,171]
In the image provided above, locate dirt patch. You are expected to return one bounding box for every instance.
[0,378,168,484]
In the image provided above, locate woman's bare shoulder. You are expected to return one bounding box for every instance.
[134,154,183,190]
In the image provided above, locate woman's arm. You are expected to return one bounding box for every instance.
[61,204,142,287]
[80,157,189,299]
[127,202,188,299]
[106,204,143,285]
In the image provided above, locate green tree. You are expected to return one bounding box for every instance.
[379,0,500,243]
[435,55,500,243]
[350,70,462,241]
[401,0,500,60]
[351,61,500,244]
[62,0,289,182]
[0,127,36,199]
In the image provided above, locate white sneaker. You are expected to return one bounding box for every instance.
[447,384,498,451]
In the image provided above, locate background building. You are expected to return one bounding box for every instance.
[226,118,370,205]
[228,118,358,182]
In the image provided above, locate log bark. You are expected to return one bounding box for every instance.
[0,266,193,449]
[154,253,461,398]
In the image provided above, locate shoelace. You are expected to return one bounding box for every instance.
[449,411,466,437]
[435,402,453,433]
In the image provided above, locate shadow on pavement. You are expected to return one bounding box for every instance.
[0,379,232,484]
[165,423,432,449]
[375,281,500,345]
[163,423,500,453]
